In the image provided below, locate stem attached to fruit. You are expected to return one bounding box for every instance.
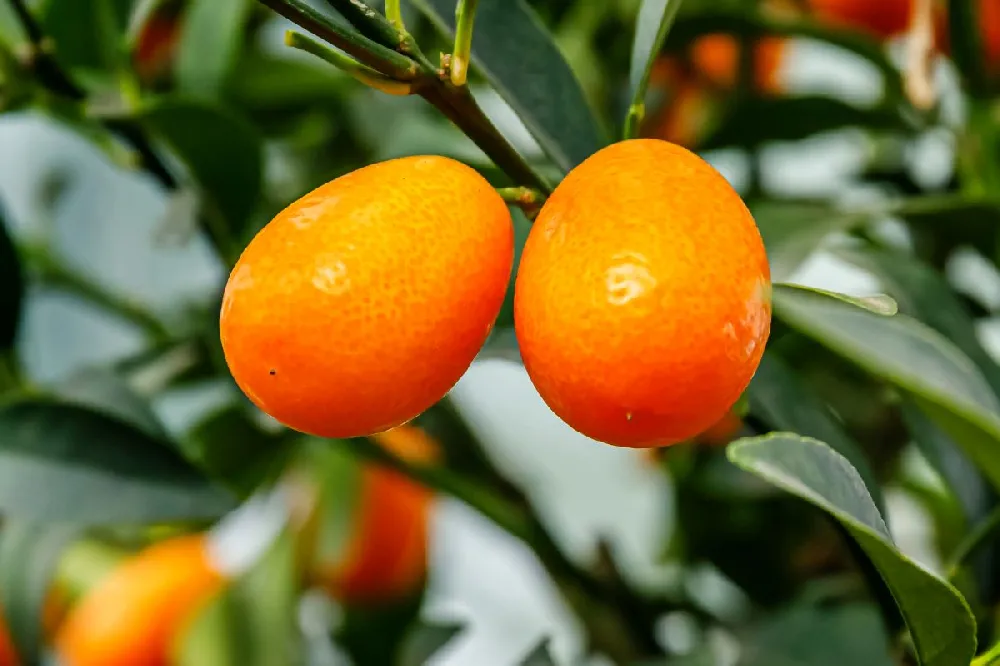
[497,186,545,218]
[285,31,414,96]
[450,0,479,87]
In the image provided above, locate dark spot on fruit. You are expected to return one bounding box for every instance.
[269,369,276,376]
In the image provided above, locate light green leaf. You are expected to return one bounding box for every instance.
[413,0,606,173]
[39,0,132,75]
[0,398,235,524]
[173,529,300,666]
[728,434,976,666]
[176,0,253,98]
[772,283,1000,492]
[625,0,685,137]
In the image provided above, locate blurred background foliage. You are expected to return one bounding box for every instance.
[0,0,1000,664]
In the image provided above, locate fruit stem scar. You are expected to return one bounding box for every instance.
[269,369,276,376]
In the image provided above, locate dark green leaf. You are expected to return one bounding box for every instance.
[226,53,353,111]
[702,97,906,151]
[519,638,556,665]
[748,353,884,512]
[773,283,1000,492]
[143,98,263,239]
[627,0,685,133]
[0,398,235,524]
[176,0,253,98]
[55,367,169,441]
[182,405,297,499]
[0,522,81,664]
[738,602,894,666]
[413,0,605,173]
[39,0,132,75]
[0,204,23,352]
[173,529,300,666]
[728,434,976,666]
[398,622,465,666]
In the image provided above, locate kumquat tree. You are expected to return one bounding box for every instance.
[1,0,1000,664]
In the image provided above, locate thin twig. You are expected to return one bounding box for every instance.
[258,0,418,80]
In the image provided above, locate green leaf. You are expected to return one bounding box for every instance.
[0,398,235,524]
[0,1,27,50]
[39,0,132,75]
[728,434,976,666]
[519,638,556,665]
[0,204,23,352]
[751,202,865,282]
[626,0,684,137]
[412,0,605,173]
[0,522,81,664]
[772,283,1000,493]
[398,622,465,666]
[176,0,253,98]
[182,405,297,499]
[55,367,169,441]
[836,246,1000,396]
[738,602,894,666]
[748,353,884,513]
[173,529,300,666]
[143,98,263,240]
[702,97,907,151]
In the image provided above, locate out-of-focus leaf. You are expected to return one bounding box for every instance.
[413,0,605,173]
[752,202,849,282]
[667,10,903,101]
[728,434,976,666]
[176,0,252,98]
[39,0,132,75]
[173,529,299,666]
[182,405,297,499]
[702,97,906,151]
[773,283,1000,493]
[627,0,685,133]
[143,98,263,239]
[738,602,894,666]
[0,2,27,50]
[0,398,234,524]
[495,207,531,332]
[518,638,557,665]
[836,246,1000,395]
[55,367,168,441]
[226,54,352,111]
[398,622,465,666]
[0,205,23,352]
[0,522,81,664]
[748,353,884,512]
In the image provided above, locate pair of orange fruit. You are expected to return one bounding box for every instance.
[220,139,771,448]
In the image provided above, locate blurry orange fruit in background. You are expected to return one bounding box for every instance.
[54,534,222,666]
[220,156,513,440]
[313,425,439,605]
[514,140,771,448]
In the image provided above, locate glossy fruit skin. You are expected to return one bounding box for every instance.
[514,139,771,448]
[316,425,438,604]
[220,156,514,439]
[54,534,223,666]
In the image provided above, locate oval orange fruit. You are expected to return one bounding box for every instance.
[321,425,438,604]
[54,534,223,666]
[221,156,513,438]
[514,139,770,448]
